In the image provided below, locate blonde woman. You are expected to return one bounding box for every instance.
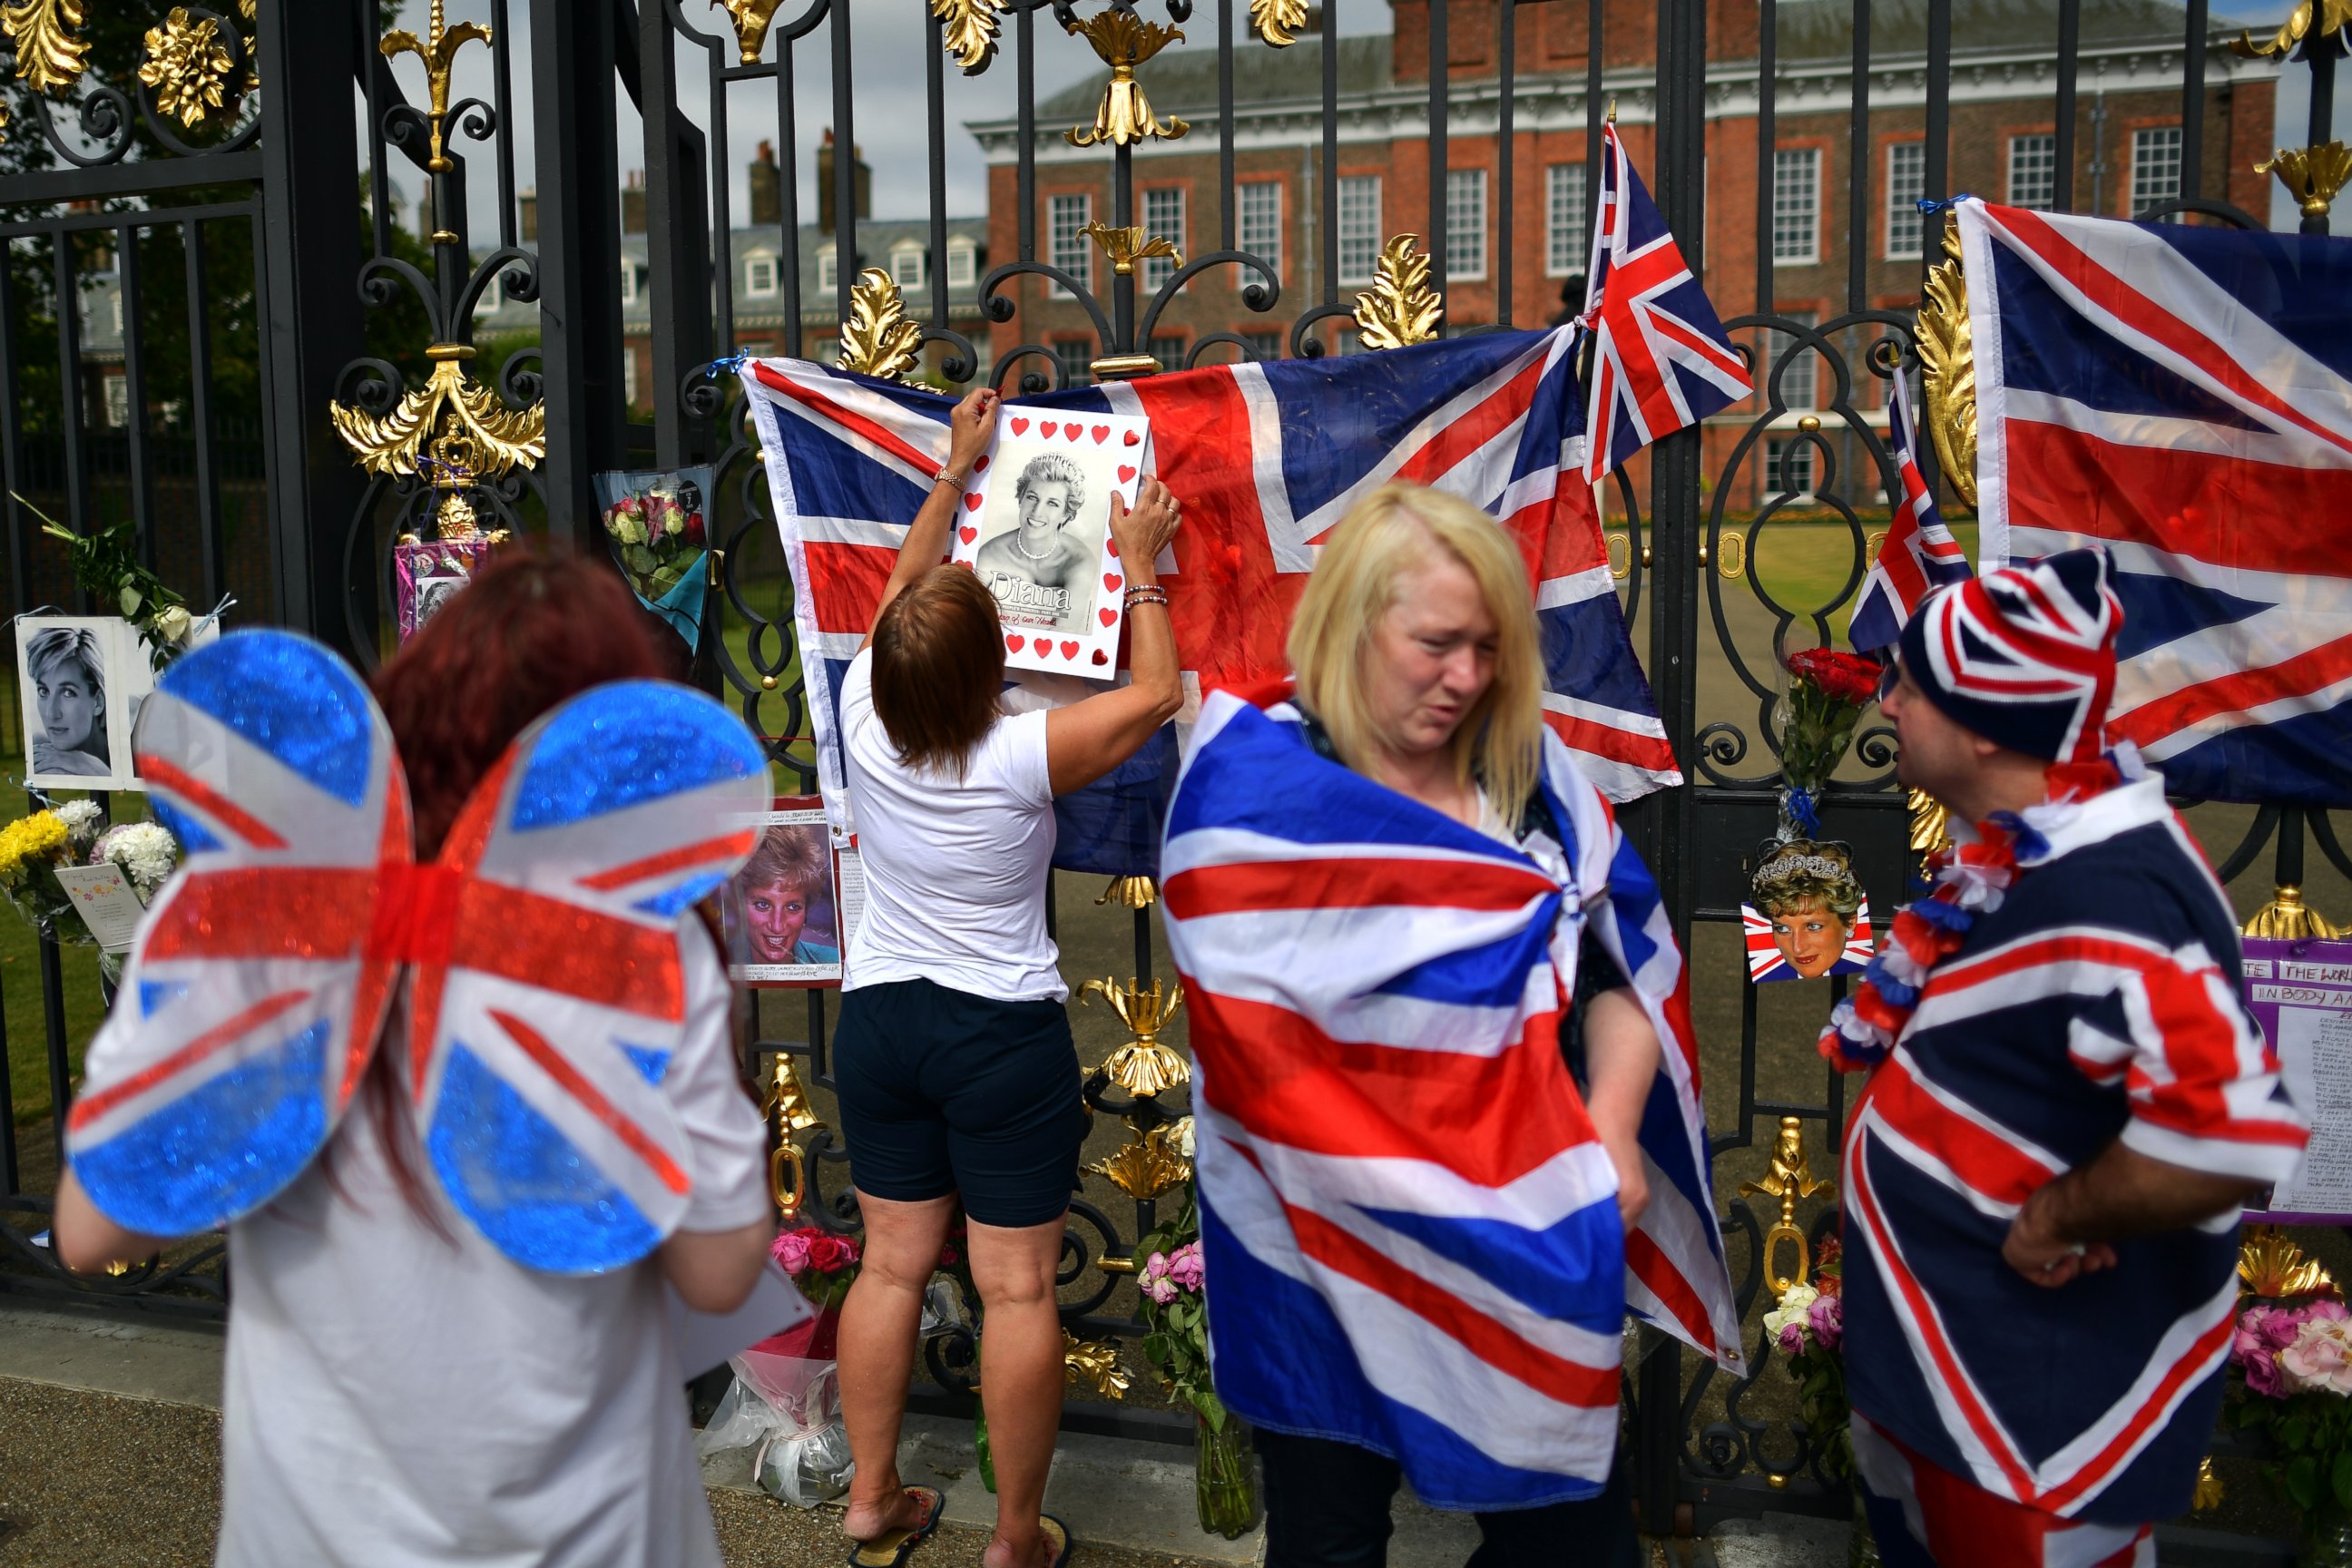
[1163,483,1711,1568]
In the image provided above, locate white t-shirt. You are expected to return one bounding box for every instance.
[80,922,771,1568]
[838,648,1065,1001]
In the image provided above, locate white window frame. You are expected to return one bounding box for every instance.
[2131,126,2183,215]
[623,348,639,406]
[103,374,128,428]
[1772,148,1820,265]
[620,261,640,305]
[745,254,779,298]
[946,240,976,289]
[1546,162,1589,278]
[481,271,503,310]
[1766,435,1816,499]
[1444,168,1487,281]
[1053,338,1093,387]
[109,294,122,335]
[1141,186,1185,292]
[2007,133,2057,211]
[1767,309,1821,411]
[1049,193,1093,298]
[1239,181,1282,284]
[817,250,838,296]
[1336,175,1381,286]
[1885,142,1926,260]
[890,243,926,291]
[1241,328,1283,363]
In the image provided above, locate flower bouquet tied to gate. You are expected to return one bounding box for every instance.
[1135,1194,1258,1539]
[593,467,713,651]
[91,820,179,901]
[0,799,103,940]
[1765,1235,1853,1484]
[2229,1286,2352,1556]
[1778,648,1884,841]
[771,1224,861,1311]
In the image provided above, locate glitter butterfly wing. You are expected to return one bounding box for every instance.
[402,681,769,1273]
[68,631,414,1239]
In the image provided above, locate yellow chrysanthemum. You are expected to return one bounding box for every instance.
[0,811,70,880]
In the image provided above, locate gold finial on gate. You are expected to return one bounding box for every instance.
[1250,0,1309,46]
[1081,976,1189,1097]
[1906,788,1952,883]
[380,0,494,173]
[1916,212,1977,508]
[931,0,1004,74]
[1082,222,1182,279]
[2244,884,2347,940]
[710,0,786,65]
[2,0,90,93]
[138,8,236,129]
[2239,1223,2337,1298]
[761,1052,827,1215]
[836,269,925,384]
[330,343,546,483]
[2257,141,2352,221]
[1096,875,1158,910]
[2230,0,2352,58]
[1063,10,1190,147]
[1740,1116,1834,1298]
[1353,234,1444,350]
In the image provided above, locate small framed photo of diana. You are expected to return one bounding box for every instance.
[17,615,137,791]
[721,799,845,987]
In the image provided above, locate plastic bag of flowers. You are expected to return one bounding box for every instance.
[0,799,104,941]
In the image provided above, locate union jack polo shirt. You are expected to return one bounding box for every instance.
[1840,770,2308,1525]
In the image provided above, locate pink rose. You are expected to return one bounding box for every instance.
[1776,1320,1806,1356]
[2281,1317,2352,1396]
[2309,1299,2351,1325]
[770,1229,814,1274]
[2243,1346,2288,1399]
[1167,1242,1204,1292]
[1807,1290,1842,1351]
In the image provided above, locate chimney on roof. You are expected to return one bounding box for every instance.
[816,128,869,237]
[621,169,646,236]
[519,188,537,243]
[750,139,783,228]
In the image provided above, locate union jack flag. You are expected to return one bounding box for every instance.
[67,632,771,1273]
[744,328,1680,878]
[1849,367,1972,655]
[1161,685,1740,1511]
[1581,120,1751,483]
[1960,198,2352,803]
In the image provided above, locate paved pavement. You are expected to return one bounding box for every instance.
[0,1294,1873,1568]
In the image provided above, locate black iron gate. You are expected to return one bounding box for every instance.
[0,0,2346,1544]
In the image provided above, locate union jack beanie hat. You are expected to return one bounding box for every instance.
[1896,546,2122,764]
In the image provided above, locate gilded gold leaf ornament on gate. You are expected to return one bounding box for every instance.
[1081,221,1181,278]
[710,0,784,66]
[1915,215,1977,510]
[1063,1330,1131,1399]
[2230,0,2352,57]
[930,0,1002,74]
[1088,1123,1192,1201]
[2242,883,2346,940]
[1063,10,1189,148]
[380,1,494,172]
[330,348,545,482]
[836,269,925,383]
[2257,141,2352,220]
[1250,0,1309,46]
[139,8,236,129]
[1353,234,1444,350]
[2,0,89,93]
[2239,1224,2337,1299]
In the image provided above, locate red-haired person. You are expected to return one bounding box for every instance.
[52,554,777,1568]
[833,387,1181,1568]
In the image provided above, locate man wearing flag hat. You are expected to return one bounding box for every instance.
[1822,548,2308,1564]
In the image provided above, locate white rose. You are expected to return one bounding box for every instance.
[150,604,193,646]
[1761,1282,1818,1342]
[1170,1116,1195,1160]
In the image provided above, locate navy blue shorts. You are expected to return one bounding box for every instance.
[832,976,1086,1229]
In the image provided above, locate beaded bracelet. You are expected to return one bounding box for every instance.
[1123,584,1170,609]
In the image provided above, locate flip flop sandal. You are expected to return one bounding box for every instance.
[1040,1514,1074,1568]
[847,1486,946,1568]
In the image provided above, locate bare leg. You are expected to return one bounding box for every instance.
[970,1212,1071,1568]
[838,1191,956,1543]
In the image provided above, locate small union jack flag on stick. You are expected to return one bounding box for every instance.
[1580,119,1751,483]
[1849,367,1974,655]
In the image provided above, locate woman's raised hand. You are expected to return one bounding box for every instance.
[1108,476,1181,574]
[947,386,1000,475]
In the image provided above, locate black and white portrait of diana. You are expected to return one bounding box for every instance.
[18,617,125,788]
[974,452,1102,635]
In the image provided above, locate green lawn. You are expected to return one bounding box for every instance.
[1721,509,1982,619]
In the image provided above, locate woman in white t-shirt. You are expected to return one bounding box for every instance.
[51,554,778,1567]
[833,387,1181,1568]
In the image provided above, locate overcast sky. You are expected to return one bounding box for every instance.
[363,0,2336,244]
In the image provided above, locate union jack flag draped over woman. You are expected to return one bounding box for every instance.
[1161,684,1740,1511]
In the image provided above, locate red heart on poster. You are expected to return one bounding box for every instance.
[1066,425,1084,444]
[964,493,983,512]
[1122,429,1141,446]
[1010,417,1030,436]
[1062,640,1081,660]
[1104,540,1119,558]
[973,454,989,472]
[1092,425,1111,444]
[1102,573,1122,592]
[1033,637,1053,656]
[959,525,977,544]
[1117,465,1136,484]
[1006,633,1023,652]
[1099,607,1117,626]
[1040,420,1059,438]
[1092,649,1109,665]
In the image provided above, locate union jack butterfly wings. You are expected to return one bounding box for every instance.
[67,631,771,1273]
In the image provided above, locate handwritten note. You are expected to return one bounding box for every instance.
[52,864,148,953]
[2247,936,2352,1221]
